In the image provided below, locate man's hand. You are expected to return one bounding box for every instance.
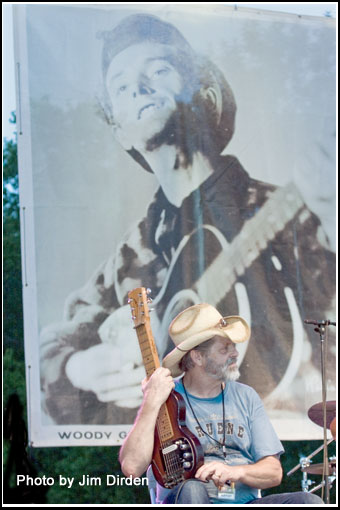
[65,306,170,409]
[196,456,282,490]
[65,343,145,407]
[195,461,244,489]
[142,367,175,408]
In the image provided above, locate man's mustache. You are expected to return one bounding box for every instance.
[226,357,238,367]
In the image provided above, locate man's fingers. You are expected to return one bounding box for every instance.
[97,384,143,402]
[93,365,146,393]
[111,397,143,408]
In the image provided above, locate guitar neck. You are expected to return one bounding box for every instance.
[135,323,160,377]
[129,288,175,443]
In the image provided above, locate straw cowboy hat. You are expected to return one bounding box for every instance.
[162,303,250,377]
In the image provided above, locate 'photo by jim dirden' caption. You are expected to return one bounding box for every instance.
[17,474,148,489]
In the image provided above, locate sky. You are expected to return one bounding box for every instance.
[2,2,337,141]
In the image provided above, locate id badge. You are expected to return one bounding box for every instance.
[217,482,235,500]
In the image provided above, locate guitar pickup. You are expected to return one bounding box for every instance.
[162,444,178,455]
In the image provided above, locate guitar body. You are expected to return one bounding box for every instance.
[151,390,204,488]
[128,288,204,489]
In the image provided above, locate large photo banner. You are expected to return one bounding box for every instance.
[14,4,336,446]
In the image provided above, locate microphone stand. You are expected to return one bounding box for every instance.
[304,319,336,504]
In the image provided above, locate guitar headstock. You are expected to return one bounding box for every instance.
[128,287,153,328]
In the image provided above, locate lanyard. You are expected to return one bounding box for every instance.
[182,379,227,459]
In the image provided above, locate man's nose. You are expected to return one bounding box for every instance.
[230,344,239,357]
[132,78,155,97]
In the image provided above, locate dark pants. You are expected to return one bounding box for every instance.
[162,479,324,504]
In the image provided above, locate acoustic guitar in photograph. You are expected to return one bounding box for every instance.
[128,287,204,489]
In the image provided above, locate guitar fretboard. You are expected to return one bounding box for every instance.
[136,325,160,376]
[136,325,174,442]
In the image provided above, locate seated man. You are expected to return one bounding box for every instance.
[119,303,323,504]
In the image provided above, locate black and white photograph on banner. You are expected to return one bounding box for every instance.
[12,3,335,450]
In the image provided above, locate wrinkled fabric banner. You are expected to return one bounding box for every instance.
[14,4,336,446]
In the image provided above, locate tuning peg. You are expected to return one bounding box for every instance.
[146,288,152,294]
[149,308,154,312]
[147,297,153,303]
[131,315,136,320]
[127,298,132,303]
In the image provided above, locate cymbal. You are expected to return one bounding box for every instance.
[302,459,336,475]
[308,401,336,429]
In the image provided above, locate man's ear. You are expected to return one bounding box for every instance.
[190,350,204,367]
[199,71,223,125]
[112,124,133,150]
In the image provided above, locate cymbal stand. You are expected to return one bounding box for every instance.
[304,319,336,504]
[309,475,336,495]
[299,458,314,492]
[286,438,334,478]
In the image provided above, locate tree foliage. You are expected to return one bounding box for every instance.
[3,113,24,354]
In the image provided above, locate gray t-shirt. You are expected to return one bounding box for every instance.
[156,379,284,504]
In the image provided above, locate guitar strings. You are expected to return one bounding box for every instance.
[156,409,173,476]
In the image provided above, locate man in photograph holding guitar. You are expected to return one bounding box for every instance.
[119,302,323,504]
[40,12,335,428]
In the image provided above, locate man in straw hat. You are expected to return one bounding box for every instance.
[119,303,323,504]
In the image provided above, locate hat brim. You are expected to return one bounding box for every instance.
[162,316,250,377]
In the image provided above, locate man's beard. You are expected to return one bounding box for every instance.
[204,356,240,382]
